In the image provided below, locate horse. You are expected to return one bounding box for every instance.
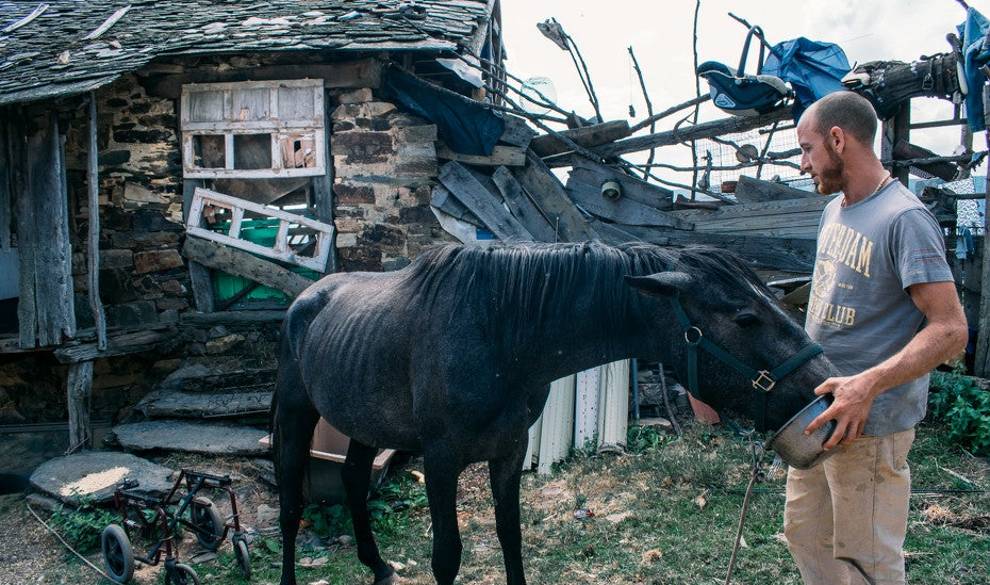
[271,242,835,585]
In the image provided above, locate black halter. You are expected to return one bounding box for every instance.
[669,295,823,428]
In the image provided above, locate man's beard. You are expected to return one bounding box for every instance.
[816,142,845,195]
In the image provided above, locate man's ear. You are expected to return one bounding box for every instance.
[829,125,845,154]
[625,271,693,297]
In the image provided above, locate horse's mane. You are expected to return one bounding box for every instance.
[400,242,771,343]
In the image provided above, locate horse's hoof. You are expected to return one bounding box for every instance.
[373,568,397,585]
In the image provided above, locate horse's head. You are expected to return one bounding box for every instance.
[626,248,837,432]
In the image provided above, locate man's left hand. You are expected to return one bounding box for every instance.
[804,373,878,449]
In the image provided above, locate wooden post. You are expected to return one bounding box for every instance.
[882,103,911,186]
[87,94,107,350]
[974,85,990,377]
[183,179,214,312]
[66,360,94,452]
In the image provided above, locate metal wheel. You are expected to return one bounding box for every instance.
[101,524,134,583]
[168,563,201,585]
[189,497,224,551]
[234,537,251,580]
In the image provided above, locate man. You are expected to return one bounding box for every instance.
[785,91,968,585]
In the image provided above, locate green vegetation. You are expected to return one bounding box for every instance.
[47,497,119,554]
[930,371,990,456]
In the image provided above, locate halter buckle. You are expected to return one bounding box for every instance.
[752,370,776,393]
[684,326,703,346]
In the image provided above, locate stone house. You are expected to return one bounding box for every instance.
[0,0,506,450]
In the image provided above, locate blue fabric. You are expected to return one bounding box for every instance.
[382,66,504,156]
[762,37,851,120]
[958,7,990,131]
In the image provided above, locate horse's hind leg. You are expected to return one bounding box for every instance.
[274,380,320,585]
[343,440,395,585]
[489,436,530,585]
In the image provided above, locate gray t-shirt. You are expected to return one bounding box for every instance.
[805,180,953,436]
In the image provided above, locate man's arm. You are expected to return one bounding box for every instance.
[805,280,967,449]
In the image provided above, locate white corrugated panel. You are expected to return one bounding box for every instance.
[573,367,602,450]
[523,410,543,471]
[537,375,575,475]
[598,360,630,451]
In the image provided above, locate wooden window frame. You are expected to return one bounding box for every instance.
[180,80,326,179]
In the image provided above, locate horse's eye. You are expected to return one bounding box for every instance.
[734,311,759,327]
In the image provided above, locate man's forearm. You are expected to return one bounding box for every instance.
[861,322,966,397]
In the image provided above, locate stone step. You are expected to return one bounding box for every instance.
[156,362,277,394]
[137,389,272,419]
[29,451,175,505]
[111,420,270,456]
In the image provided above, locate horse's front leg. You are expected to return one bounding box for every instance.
[343,439,395,585]
[489,433,529,585]
[423,445,464,585]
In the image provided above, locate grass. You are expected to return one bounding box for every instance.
[14,419,990,585]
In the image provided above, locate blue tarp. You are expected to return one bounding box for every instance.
[957,7,990,131]
[382,66,504,156]
[762,37,851,120]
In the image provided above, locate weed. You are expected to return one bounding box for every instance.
[48,496,118,554]
[929,371,990,456]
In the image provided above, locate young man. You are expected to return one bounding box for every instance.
[785,91,968,585]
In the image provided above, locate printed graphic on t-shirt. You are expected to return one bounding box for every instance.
[807,222,875,330]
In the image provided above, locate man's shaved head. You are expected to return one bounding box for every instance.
[804,91,878,146]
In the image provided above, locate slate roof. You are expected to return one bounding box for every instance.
[0,0,494,106]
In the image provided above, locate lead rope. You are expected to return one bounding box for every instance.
[724,440,766,585]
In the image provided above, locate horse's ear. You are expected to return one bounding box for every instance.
[625,271,694,297]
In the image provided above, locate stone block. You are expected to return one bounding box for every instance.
[331,102,396,121]
[338,88,373,104]
[100,249,134,270]
[156,297,189,312]
[123,182,169,204]
[331,131,394,164]
[206,334,245,355]
[134,250,184,274]
[333,182,375,205]
[335,233,358,248]
[106,301,158,328]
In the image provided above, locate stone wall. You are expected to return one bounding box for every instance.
[330,88,454,272]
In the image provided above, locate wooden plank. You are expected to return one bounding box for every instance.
[0,116,11,248]
[733,176,818,203]
[618,226,818,272]
[566,182,691,228]
[183,179,215,313]
[438,162,533,242]
[182,236,315,298]
[312,88,335,272]
[893,139,957,181]
[430,185,483,227]
[437,143,526,167]
[66,361,94,451]
[491,166,557,242]
[530,120,632,157]
[498,114,536,148]
[566,161,676,211]
[669,196,832,222]
[510,150,600,242]
[179,310,286,326]
[18,109,75,348]
[143,59,382,100]
[86,94,107,351]
[54,327,180,364]
[558,107,794,163]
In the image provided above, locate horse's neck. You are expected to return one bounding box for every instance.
[509,286,676,387]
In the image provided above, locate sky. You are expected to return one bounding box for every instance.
[499,0,979,190]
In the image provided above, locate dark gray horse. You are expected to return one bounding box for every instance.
[272,242,834,585]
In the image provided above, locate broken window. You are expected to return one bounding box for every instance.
[180,80,326,179]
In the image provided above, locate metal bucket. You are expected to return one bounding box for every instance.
[765,396,837,470]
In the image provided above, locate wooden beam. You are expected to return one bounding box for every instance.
[556,107,793,163]
[565,182,690,229]
[179,310,286,326]
[86,94,107,351]
[566,160,676,211]
[617,225,818,272]
[974,84,990,376]
[182,236,315,298]
[438,161,534,241]
[530,120,631,157]
[733,176,818,203]
[430,185,483,227]
[892,139,958,181]
[66,361,94,452]
[0,117,11,248]
[491,166,557,242]
[882,104,911,185]
[498,114,536,148]
[437,143,526,166]
[54,327,180,364]
[312,89,336,272]
[183,179,214,312]
[141,59,382,99]
[510,150,600,242]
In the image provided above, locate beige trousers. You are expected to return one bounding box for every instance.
[784,428,915,585]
